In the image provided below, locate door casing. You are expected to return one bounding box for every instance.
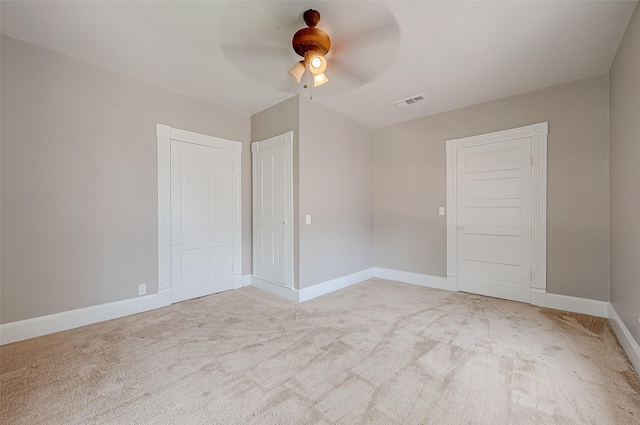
[446,122,548,306]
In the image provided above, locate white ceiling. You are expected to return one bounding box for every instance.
[1,1,637,128]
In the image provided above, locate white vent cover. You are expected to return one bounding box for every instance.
[393,94,427,108]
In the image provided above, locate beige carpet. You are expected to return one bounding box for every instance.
[1,278,639,424]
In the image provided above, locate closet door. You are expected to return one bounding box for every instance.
[252,132,293,288]
[170,140,234,302]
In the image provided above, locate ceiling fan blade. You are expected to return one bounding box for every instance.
[318,3,400,91]
[217,2,304,89]
[334,23,399,53]
[329,56,378,87]
[262,1,302,34]
[220,42,291,62]
[330,5,400,54]
[219,2,297,52]
[217,2,400,94]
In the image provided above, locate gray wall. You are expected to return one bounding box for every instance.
[374,75,610,301]
[250,96,300,287]
[3,19,632,324]
[609,4,640,346]
[251,95,374,290]
[298,96,374,288]
[1,35,251,323]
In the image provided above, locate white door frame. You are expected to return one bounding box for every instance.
[446,122,548,306]
[156,123,243,301]
[251,131,294,289]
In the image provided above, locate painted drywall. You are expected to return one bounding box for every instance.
[609,3,640,346]
[298,96,374,289]
[250,96,301,287]
[0,35,251,324]
[374,75,610,301]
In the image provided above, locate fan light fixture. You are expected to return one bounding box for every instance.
[313,73,329,86]
[310,57,322,69]
[288,61,306,83]
[289,10,331,87]
[308,53,328,86]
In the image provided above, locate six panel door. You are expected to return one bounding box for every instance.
[253,139,289,286]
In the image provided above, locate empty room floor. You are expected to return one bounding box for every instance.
[1,278,639,424]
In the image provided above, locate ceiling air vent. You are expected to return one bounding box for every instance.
[393,94,427,108]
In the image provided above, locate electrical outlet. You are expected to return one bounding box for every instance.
[138,284,147,296]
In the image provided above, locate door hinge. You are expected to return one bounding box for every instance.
[530,157,534,167]
[528,270,533,281]
[231,162,234,173]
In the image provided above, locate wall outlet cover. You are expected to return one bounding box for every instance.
[138,284,147,296]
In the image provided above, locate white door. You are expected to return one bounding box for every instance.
[252,132,293,287]
[170,140,233,302]
[457,138,532,303]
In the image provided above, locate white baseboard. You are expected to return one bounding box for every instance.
[248,269,375,303]
[608,303,640,373]
[232,274,243,289]
[374,268,457,292]
[372,271,609,320]
[256,267,450,303]
[0,289,171,346]
[299,268,375,302]
[250,276,299,302]
[545,293,609,318]
[1,268,625,366]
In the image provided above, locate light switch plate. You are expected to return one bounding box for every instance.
[438,207,445,216]
[306,215,311,224]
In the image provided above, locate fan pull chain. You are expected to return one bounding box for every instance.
[303,69,313,100]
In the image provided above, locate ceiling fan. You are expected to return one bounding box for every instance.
[219,1,401,95]
[287,9,331,87]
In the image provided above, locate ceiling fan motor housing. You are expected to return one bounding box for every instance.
[292,9,331,59]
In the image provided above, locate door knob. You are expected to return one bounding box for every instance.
[457,226,465,237]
